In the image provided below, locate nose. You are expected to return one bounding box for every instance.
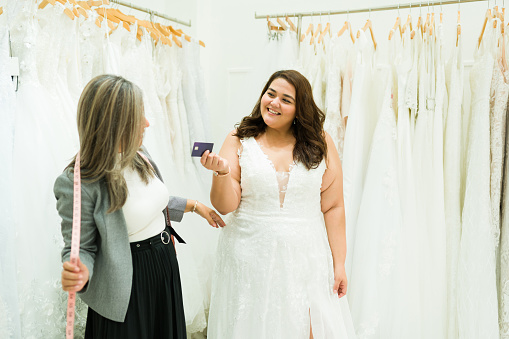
[144,117,150,128]
[270,96,281,107]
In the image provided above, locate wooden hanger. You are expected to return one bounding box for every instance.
[411,14,422,39]
[0,7,3,16]
[318,23,330,44]
[357,19,377,49]
[310,23,322,45]
[276,17,287,30]
[300,23,314,42]
[77,1,91,10]
[402,14,412,33]
[267,16,283,32]
[39,0,56,9]
[429,13,435,36]
[285,16,297,32]
[494,6,500,28]
[423,13,430,34]
[388,16,402,40]
[456,11,461,46]
[337,21,355,43]
[479,9,494,47]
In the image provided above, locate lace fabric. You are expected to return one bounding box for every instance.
[458,23,500,339]
[207,137,356,338]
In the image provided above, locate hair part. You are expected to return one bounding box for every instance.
[69,74,154,213]
[234,70,327,170]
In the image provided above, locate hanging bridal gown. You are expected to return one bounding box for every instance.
[498,28,509,339]
[500,71,509,339]
[207,137,356,339]
[395,29,421,337]
[412,29,442,339]
[342,30,377,279]
[11,2,88,337]
[429,23,448,339]
[324,34,351,162]
[489,45,509,253]
[348,70,406,339]
[457,22,499,339]
[0,7,21,338]
[444,34,464,339]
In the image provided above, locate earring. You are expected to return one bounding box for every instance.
[293,119,296,125]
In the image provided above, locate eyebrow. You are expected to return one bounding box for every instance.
[268,87,295,102]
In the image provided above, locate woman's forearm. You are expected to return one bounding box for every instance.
[210,175,240,215]
[323,206,347,266]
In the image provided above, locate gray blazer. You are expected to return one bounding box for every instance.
[54,149,187,322]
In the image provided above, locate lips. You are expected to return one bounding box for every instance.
[267,108,281,115]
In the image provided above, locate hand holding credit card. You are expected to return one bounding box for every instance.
[192,142,214,157]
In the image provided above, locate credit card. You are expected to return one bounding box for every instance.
[191,142,214,157]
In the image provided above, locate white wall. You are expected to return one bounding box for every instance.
[196,0,489,147]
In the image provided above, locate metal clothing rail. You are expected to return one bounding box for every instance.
[109,0,191,27]
[255,0,487,20]
[256,0,487,43]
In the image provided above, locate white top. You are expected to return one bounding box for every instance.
[122,166,170,242]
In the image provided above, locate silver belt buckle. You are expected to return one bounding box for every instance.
[160,230,170,245]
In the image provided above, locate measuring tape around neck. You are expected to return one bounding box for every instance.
[66,152,82,339]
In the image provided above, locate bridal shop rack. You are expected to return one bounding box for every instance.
[109,0,191,27]
[255,0,486,38]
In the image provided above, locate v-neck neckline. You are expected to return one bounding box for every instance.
[252,138,296,209]
[253,138,296,174]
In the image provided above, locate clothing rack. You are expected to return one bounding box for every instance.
[255,0,487,38]
[109,0,191,27]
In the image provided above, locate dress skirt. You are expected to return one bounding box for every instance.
[85,227,187,339]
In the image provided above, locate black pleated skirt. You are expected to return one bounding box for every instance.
[85,228,187,339]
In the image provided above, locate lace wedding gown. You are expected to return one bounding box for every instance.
[457,23,499,339]
[207,137,356,339]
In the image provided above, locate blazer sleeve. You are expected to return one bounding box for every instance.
[54,171,98,293]
[167,196,187,222]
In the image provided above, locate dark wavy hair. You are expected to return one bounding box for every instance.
[234,70,327,170]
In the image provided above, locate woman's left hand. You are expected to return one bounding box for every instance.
[194,202,226,228]
[333,263,347,298]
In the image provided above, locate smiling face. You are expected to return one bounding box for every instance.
[260,78,296,131]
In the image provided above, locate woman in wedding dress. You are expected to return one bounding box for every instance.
[200,70,356,339]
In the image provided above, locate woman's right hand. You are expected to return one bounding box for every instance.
[200,150,230,174]
[61,259,89,292]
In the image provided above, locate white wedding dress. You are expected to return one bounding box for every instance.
[457,22,499,339]
[348,70,406,339]
[444,34,464,339]
[207,137,356,339]
[0,7,21,338]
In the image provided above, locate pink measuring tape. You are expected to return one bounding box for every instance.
[66,152,82,339]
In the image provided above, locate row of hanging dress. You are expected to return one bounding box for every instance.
[259,14,509,339]
[1,0,214,337]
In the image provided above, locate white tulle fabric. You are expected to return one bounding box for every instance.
[207,137,356,339]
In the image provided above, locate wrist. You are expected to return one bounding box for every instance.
[191,200,198,213]
[214,166,230,177]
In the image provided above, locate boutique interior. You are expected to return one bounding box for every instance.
[1,0,509,338]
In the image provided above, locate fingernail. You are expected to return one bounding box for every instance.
[213,223,217,227]
[78,281,83,285]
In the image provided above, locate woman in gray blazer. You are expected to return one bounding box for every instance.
[55,74,225,338]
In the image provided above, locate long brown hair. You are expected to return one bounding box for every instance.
[234,70,327,170]
[69,74,154,213]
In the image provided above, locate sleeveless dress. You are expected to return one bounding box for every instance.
[207,137,356,339]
